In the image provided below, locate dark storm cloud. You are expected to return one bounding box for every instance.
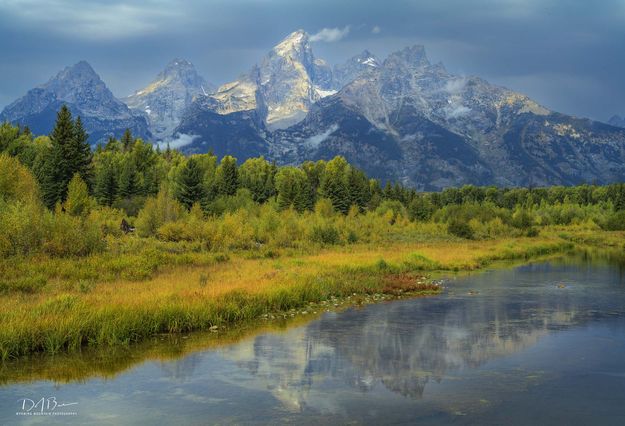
[0,0,623,120]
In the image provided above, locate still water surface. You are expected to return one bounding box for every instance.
[2,255,625,425]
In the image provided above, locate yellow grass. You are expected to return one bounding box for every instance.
[2,228,621,360]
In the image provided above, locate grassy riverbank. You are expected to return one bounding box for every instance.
[2,227,611,361]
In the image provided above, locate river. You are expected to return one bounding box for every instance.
[2,253,625,425]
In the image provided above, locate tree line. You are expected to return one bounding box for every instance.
[2,105,625,227]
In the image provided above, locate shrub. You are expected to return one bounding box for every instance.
[600,210,625,231]
[88,206,127,237]
[310,223,341,245]
[64,174,95,217]
[314,198,335,218]
[375,200,407,224]
[0,153,41,204]
[136,189,186,237]
[408,196,434,221]
[0,200,47,256]
[448,219,474,239]
[511,208,535,229]
[42,211,104,257]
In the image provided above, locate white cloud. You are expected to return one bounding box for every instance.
[371,25,381,34]
[310,26,350,43]
[304,124,338,148]
[445,105,471,119]
[161,133,199,150]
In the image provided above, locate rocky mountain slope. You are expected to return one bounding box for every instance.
[124,59,213,142]
[0,61,150,144]
[333,50,380,88]
[178,36,625,189]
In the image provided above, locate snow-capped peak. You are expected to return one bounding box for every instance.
[273,29,310,57]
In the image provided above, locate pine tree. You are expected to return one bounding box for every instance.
[382,181,394,200]
[176,157,206,209]
[275,167,311,212]
[319,156,350,214]
[121,128,133,152]
[41,105,74,208]
[105,136,120,151]
[214,155,239,196]
[118,161,140,198]
[69,116,92,184]
[95,162,118,206]
[346,167,371,211]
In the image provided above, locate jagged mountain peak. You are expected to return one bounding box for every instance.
[268,29,314,67]
[273,29,309,54]
[44,60,103,91]
[124,58,212,141]
[0,61,150,144]
[61,60,97,76]
[156,58,208,93]
[384,45,430,69]
[36,60,126,116]
[202,29,333,131]
[161,58,196,75]
[333,50,381,87]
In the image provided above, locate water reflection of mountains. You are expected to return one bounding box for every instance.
[217,261,625,408]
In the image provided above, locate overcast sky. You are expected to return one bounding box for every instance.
[0,0,623,121]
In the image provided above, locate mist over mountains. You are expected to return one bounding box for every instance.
[2,30,625,189]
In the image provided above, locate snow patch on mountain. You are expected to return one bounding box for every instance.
[315,86,337,98]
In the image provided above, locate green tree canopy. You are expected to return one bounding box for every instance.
[214,155,239,196]
[176,157,206,209]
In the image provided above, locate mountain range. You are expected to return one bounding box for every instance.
[2,30,625,189]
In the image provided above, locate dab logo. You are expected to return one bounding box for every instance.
[16,397,78,416]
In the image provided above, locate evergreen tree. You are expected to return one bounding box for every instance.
[95,162,118,206]
[41,105,74,208]
[382,181,394,200]
[368,179,383,210]
[239,157,275,202]
[346,167,371,211]
[68,116,92,184]
[105,136,120,151]
[319,156,350,214]
[392,182,404,203]
[121,128,133,152]
[214,155,239,196]
[275,167,311,212]
[176,157,206,209]
[118,161,140,198]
